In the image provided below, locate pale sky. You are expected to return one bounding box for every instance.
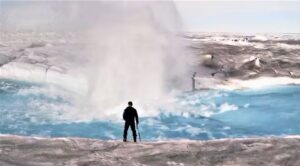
[1,1,300,33]
[175,1,300,33]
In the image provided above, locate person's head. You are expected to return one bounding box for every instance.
[128,101,133,106]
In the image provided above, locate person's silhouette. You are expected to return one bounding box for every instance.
[123,101,139,142]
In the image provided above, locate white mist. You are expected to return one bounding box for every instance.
[0,1,194,120]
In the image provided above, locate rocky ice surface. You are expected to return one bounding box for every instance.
[188,33,300,79]
[1,32,300,165]
[0,135,300,166]
[0,31,88,93]
[1,31,300,90]
[185,33,300,89]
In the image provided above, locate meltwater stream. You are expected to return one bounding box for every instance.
[1,78,300,140]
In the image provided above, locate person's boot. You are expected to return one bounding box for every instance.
[123,138,127,142]
[133,136,137,143]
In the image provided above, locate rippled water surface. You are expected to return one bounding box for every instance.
[1,78,300,140]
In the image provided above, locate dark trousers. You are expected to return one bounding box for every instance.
[123,121,137,142]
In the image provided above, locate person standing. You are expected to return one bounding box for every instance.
[123,101,139,142]
[192,72,197,91]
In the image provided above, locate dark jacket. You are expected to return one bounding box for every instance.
[123,106,139,124]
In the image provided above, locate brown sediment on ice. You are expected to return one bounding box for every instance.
[1,135,300,166]
[189,34,300,80]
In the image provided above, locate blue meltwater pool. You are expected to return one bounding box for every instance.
[1,78,300,140]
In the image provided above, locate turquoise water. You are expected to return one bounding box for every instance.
[1,78,300,140]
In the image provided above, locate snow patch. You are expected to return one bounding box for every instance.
[253,35,268,41]
[219,102,238,113]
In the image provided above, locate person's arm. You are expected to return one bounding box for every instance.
[123,109,126,121]
[135,109,139,125]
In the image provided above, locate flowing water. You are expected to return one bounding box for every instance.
[1,78,299,140]
[1,1,300,141]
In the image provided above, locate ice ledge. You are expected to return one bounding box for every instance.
[1,135,300,166]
